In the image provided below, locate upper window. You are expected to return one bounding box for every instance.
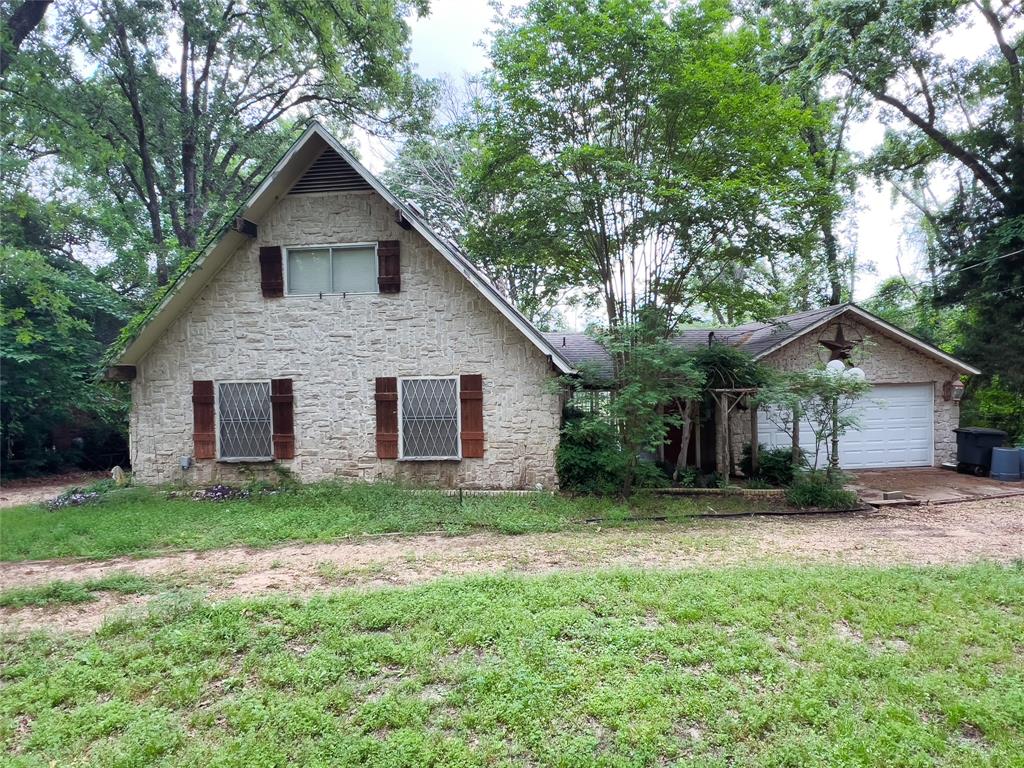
[400,378,460,460]
[286,244,377,295]
[217,381,273,460]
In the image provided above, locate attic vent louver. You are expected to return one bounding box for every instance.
[289,148,372,195]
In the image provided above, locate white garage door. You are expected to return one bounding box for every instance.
[757,384,934,469]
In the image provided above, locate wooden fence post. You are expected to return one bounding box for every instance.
[749,399,759,477]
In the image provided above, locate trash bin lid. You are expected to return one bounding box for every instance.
[954,427,1008,436]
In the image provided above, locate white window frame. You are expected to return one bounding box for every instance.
[214,379,274,462]
[398,376,462,461]
[283,242,379,296]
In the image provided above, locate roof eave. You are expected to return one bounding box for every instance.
[311,125,576,374]
[753,303,981,376]
[114,122,576,374]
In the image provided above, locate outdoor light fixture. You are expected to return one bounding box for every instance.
[822,360,867,383]
[943,380,965,402]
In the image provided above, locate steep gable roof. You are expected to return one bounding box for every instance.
[544,303,980,382]
[113,123,576,373]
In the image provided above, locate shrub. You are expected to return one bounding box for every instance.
[739,444,801,487]
[675,467,698,488]
[785,471,858,509]
[556,415,668,494]
[633,459,670,489]
[557,416,628,494]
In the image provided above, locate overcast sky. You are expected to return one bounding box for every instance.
[356,0,996,308]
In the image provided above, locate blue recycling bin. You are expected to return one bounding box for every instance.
[990,447,1022,481]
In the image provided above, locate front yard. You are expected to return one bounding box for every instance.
[3,566,1022,766]
[0,482,793,562]
[2,484,1023,765]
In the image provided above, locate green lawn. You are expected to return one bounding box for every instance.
[0,483,787,562]
[0,573,156,608]
[2,566,1021,766]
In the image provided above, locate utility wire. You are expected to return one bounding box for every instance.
[857,246,1024,305]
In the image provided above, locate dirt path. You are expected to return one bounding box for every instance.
[0,472,108,509]
[3,497,1022,634]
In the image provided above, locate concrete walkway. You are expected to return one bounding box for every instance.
[850,467,1023,504]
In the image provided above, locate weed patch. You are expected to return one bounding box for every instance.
[0,573,155,608]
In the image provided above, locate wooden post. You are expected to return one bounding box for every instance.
[673,400,692,480]
[791,405,801,467]
[715,393,726,476]
[720,392,731,477]
[830,395,840,475]
[694,416,702,471]
[749,398,759,477]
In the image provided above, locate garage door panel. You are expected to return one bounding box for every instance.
[756,384,933,470]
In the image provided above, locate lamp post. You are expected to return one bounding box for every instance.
[821,362,866,474]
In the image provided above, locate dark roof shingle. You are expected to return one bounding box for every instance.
[543,304,851,383]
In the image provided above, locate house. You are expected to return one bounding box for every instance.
[108,123,575,489]
[549,304,981,472]
[109,122,980,488]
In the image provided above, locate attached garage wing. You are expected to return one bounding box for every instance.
[757,384,934,470]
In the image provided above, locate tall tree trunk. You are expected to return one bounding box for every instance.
[0,0,52,74]
[673,399,696,481]
[822,214,842,305]
[179,19,198,251]
[109,12,169,284]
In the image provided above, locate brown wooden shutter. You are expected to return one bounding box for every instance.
[192,380,215,459]
[460,374,484,458]
[377,240,400,293]
[375,377,399,458]
[271,378,295,459]
[259,246,284,297]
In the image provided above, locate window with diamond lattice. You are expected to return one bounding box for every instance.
[400,378,460,459]
[217,382,273,460]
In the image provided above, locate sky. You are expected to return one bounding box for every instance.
[356,0,996,309]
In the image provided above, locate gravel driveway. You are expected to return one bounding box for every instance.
[2,496,1022,633]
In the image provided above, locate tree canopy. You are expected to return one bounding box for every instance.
[809,0,1023,396]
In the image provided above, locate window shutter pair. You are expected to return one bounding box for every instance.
[259,242,400,296]
[192,379,295,460]
[374,375,484,459]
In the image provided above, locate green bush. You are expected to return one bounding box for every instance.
[633,459,670,489]
[557,416,628,494]
[556,415,668,494]
[785,471,858,509]
[675,467,698,488]
[739,444,800,487]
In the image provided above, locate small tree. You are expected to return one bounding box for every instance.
[758,367,871,478]
[557,310,704,496]
[596,314,704,496]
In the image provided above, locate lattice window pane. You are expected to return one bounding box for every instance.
[218,382,273,459]
[401,378,459,458]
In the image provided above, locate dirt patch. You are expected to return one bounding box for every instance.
[0,472,109,509]
[2,496,1022,634]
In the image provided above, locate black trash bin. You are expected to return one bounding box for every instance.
[954,427,1007,476]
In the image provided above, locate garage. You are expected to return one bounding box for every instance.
[757,383,934,469]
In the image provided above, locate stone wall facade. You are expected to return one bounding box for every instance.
[727,317,963,468]
[130,190,562,488]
